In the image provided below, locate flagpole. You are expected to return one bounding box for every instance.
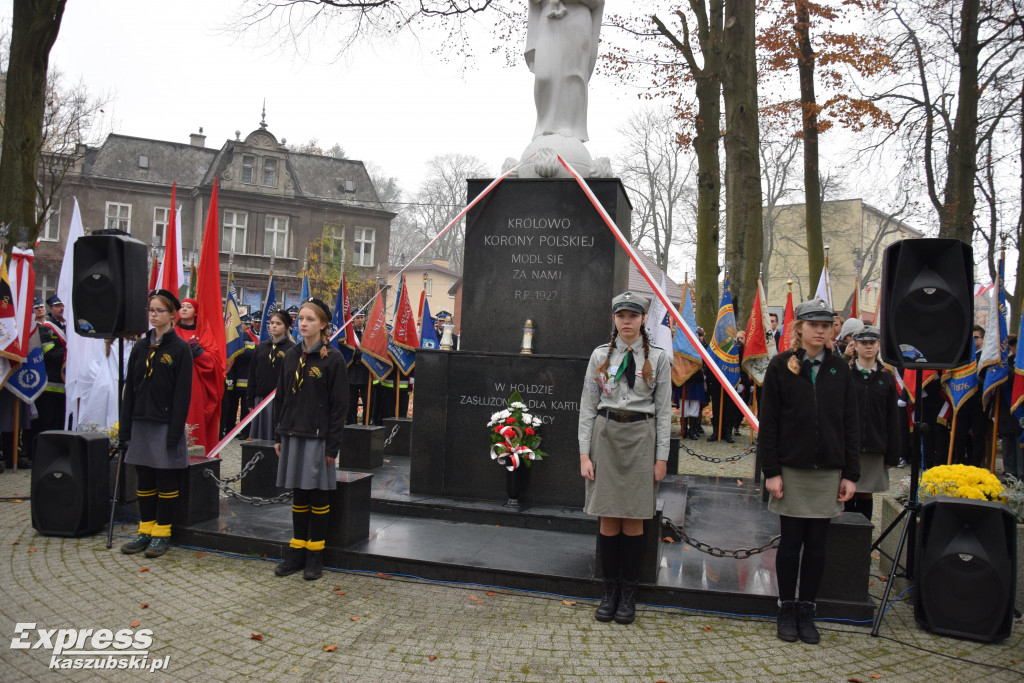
[395,368,401,418]
[365,379,373,426]
[946,411,957,465]
[990,393,1000,473]
[717,386,724,441]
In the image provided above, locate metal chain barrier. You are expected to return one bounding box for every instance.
[677,439,755,464]
[382,424,400,450]
[662,516,780,560]
[203,453,293,506]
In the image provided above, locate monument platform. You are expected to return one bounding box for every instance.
[172,455,875,622]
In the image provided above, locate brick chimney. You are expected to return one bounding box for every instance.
[190,127,206,147]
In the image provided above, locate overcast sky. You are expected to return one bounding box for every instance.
[39,0,642,194]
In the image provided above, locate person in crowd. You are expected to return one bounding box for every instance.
[32,298,46,326]
[951,325,988,467]
[578,291,672,625]
[247,309,295,441]
[846,326,900,521]
[176,298,220,453]
[831,313,844,349]
[36,295,68,432]
[734,330,752,436]
[836,318,864,358]
[997,335,1022,481]
[682,367,705,440]
[346,310,369,425]
[221,315,258,439]
[770,312,782,348]
[119,290,193,558]
[758,297,859,645]
[273,298,349,581]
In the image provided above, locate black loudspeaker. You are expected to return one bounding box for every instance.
[915,498,1017,642]
[879,238,973,369]
[31,431,111,537]
[72,231,148,338]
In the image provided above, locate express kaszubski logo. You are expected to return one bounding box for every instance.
[10,623,170,672]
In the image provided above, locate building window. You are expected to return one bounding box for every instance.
[35,273,54,303]
[153,207,170,247]
[242,155,255,184]
[263,158,278,186]
[353,227,375,267]
[105,202,131,232]
[324,222,344,262]
[264,215,289,258]
[40,201,60,242]
[222,210,248,253]
[425,278,433,296]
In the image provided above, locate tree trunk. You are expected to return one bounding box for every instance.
[1013,80,1024,334]
[0,0,66,249]
[794,0,824,293]
[721,0,763,329]
[938,0,980,244]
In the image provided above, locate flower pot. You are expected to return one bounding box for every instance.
[505,466,530,507]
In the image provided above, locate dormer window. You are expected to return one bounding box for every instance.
[242,155,255,184]
[263,158,278,186]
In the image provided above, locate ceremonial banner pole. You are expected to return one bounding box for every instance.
[395,368,402,418]
[990,399,1000,473]
[946,411,957,465]
[365,379,373,426]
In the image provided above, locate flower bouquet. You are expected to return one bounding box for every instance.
[919,464,1006,502]
[486,391,548,471]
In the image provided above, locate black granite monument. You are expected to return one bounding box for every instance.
[411,178,631,508]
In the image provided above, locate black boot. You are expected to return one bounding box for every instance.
[303,551,323,581]
[595,578,619,622]
[275,547,306,577]
[614,580,637,624]
[777,600,798,642]
[796,601,820,644]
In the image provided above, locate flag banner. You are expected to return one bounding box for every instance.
[936,397,952,428]
[902,369,937,404]
[1011,281,1024,415]
[360,294,393,381]
[671,281,702,386]
[331,272,355,366]
[292,271,310,341]
[780,288,795,352]
[979,256,1008,408]
[6,331,45,402]
[157,182,185,293]
[420,296,439,350]
[192,178,227,452]
[149,257,160,291]
[388,275,418,375]
[709,275,741,387]
[851,277,860,319]
[225,274,245,363]
[941,351,979,413]
[741,278,777,386]
[0,254,20,361]
[814,261,833,310]
[645,273,673,353]
[6,247,35,360]
[259,275,277,343]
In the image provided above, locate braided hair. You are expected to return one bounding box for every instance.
[787,320,806,375]
[595,325,654,386]
[298,302,332,359]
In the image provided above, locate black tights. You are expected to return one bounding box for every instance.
[292,489,330,548]
[776,515,831,602]
[135,466,179,527]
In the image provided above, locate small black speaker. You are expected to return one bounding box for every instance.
[879,238,973,369]
[915,498,1017,642]
[73,231,148,338]
[31,431,111,537]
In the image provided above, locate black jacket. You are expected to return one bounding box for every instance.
[851,361,902,466]
[275,342,349,457]
[758,348,860,481]
[247,336,296,404]
[38,316,67,384]
[120,327,193,446]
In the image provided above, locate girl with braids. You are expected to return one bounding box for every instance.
[247,309,296,441]
[120,290,193,558]
[578,291,672,625]
[846,325,900,521]
[758,298,859,645]
[273,298,349,581]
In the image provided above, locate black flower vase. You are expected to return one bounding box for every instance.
[505,466,529,507]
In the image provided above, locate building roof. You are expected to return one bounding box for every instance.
[83,134,216,187]
[627,250,684,306]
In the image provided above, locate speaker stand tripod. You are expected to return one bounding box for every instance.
[870,370,924,637]
[105,338,125,549]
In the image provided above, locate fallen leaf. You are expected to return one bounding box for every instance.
[350,616,360,621]
[500,590,513,595]
[662,536,675,543]
[428,655,437,662]
[485,591,496,597]
[361,596,369,599]
[195,553,204,558]
[335,591,347,596]
[870,676,882,680]
[139,567,150,572]
[848,679,863,683]
[703,626,712,631]
[323,644,338,652]
[870,553,880,560]
[10,541,18,545]
[250,633,264,641]
[27,548,36,553]
[879,577,888,582]
[468,595,479,602]
[139,603,149,609]
[333,586,343,591]
[561,600,577,606]
[1011,659,1020,664]
[130,620,141,628]
[376,573,392,579]
[11,499,21,503]
[684,546,691,551]
[656,680,668,683]
[868,581,874,586]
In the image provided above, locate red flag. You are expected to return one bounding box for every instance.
[390,275,419,350]
[159,182,180,294]
[6,247,36,359]
[780,289,795,352]
[741,279,775,385]
[341,274,359,352]
[902,369,937,403]
[191,179,227,451]
[0,254,21,362]
[360,293,393,380]
[149,257,160,291]
[851,277,860,320]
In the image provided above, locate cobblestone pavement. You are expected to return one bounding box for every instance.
[1,433,1021,682]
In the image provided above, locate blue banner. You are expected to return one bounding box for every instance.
[709,275,740,387]
[420,297,439,350]
[258,276,276,344]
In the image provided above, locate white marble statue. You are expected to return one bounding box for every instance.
[516,0,610,178]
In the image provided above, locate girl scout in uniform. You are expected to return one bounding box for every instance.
[120,290,193,558]
[273,298,349,581]
[247,309,296,441]
[847,325,900,521]
[578,291,672,625]
[758,297,859,644]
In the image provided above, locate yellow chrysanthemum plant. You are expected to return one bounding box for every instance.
[919,464,1007,503]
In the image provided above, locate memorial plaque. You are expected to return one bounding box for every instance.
[460,178,631,357]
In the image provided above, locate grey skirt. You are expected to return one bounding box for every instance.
[584,414,657,519]
[276,435,333,491]
[768,466,842,519]
[250,396,276,441]
[125,419,188,470]
[857,452,889,493]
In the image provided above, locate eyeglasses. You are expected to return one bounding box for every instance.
[147,307,170,314]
